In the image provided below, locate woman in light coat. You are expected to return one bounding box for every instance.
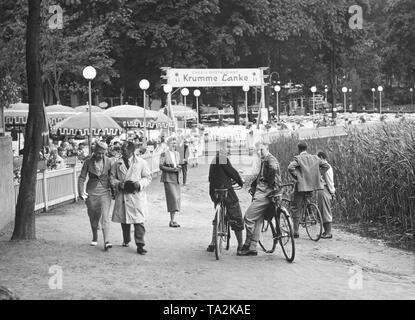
[111,141,152,254]
[159,136,182,228]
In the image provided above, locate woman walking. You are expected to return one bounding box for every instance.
[159,136,182,228]
[78,142,113,250]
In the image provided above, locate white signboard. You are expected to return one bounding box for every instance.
[167,69,262,88]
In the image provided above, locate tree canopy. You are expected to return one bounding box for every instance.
[0,0,414,108]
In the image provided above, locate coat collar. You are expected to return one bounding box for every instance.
[88,155,109,176]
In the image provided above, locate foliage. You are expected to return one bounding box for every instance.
[269,122,415,249]
[0,75,21,108]
[384,0,415,85]
[0,0,414,109]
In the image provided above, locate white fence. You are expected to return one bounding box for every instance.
[13,150,203,213]
[14,165,82,212]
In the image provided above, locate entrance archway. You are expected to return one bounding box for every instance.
[161,67,269,130]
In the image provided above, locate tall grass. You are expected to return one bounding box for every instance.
[269,119,415,249]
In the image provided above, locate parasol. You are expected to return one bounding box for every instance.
[153,111,174,129]
[9,102,29,110]
[103,104,158,129]
[46,104,79,126]
[170,105,197,120]
[51,112,122,136]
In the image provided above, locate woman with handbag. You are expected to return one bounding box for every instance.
[159,136,182,228]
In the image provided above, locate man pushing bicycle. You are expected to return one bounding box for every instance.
[288,141,330,238]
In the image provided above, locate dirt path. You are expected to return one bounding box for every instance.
[0,158,414,300]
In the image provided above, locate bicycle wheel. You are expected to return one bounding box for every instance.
[214,206,225,260]
[304,203,323,241]
[277,207,295,262]
[259,217,277,253]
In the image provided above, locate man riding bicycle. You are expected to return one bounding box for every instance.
[207,139,244,256]
[240,142,282,256]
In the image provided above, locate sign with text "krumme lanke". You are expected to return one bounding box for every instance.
[167,69,263,88]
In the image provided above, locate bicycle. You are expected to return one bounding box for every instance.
[258,183,295,263]
[213,182,242,260]
[281,185,323,241]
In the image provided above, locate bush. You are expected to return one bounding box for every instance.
[269,122,415,249]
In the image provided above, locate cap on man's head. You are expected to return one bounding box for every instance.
[95,141,108,152]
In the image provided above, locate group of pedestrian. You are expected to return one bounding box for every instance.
[77,134,194,254]
[78,134,335,258]
[78,141,152,255]
[208,140,335,257]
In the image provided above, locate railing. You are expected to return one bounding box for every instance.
[14,165,82,212]
[13,150,202,213]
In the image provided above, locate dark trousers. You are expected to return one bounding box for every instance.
[121,223,145,246]
[182,163,188,184]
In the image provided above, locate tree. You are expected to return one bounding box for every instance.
[384,0,415,86]
[12,0,47,240]
[0,0,28,100]
[0,76,21,108]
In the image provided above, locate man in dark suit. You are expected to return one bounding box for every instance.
[240,142,282,256]
[207,139,244,255]
[78,142,113,250]
[288,141,330,238]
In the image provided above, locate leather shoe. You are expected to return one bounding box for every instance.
[294,234,299,239]
[206,244,215,252]
[104,242,112,251]
[241,244,249,251]
[239,249,258,256]
[137,246,147,255]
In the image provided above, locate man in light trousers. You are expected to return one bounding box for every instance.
[240,142,282,256]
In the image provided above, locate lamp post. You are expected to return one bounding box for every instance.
[349,88,352,111]
[163,84,173,134]
[378,86,383,115]
[410,88,414,109]
[371,88,375,111]
[82,66,97,153]
[193,89,201,127]
[181,88,189,133]
[242,85,249,124]
[324,86,328,112]
[139,79,150,145]
[274,85,281,122]
[310,86,317,117]
[342,87,348,113]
